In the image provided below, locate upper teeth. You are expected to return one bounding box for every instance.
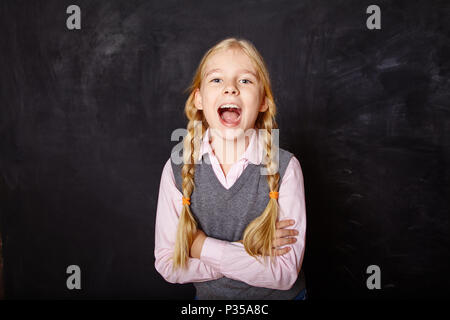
[220,104,240,109]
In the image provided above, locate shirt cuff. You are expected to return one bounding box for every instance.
[200,237,227,271]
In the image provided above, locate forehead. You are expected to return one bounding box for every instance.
[203,48,258,77]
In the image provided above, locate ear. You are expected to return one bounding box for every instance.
[194,88,203,110]
[259,96,268,112]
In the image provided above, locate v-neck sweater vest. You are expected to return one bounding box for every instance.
[171,147,305,299]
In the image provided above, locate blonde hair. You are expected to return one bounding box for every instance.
[173,37,280,269]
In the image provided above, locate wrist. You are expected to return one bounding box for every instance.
[191,231,207,259]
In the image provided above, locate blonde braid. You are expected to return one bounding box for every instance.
[242,103,280,264]
[172,95,205,269]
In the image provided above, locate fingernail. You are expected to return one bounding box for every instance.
[290,220,295,225]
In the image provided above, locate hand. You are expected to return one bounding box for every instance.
[272,219,298,256]
[236,219,298,256]
[190,229,207,259]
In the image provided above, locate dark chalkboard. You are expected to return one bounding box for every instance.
[0,0,449,299]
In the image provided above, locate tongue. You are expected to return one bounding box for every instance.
[222,110,240,123]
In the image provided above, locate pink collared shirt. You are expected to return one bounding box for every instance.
[154,128,306,290]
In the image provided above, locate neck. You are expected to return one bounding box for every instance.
[209,130,250,165]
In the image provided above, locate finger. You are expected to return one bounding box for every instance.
[272,237,297,248]
[273,246,291,256]
[275,219,295,229]
[274,228,299,240]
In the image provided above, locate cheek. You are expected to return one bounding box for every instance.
[202,98,218,119]
[243,89,263,108]
[201,88,218,104]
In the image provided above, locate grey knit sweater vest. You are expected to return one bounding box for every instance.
[171,147,306,300]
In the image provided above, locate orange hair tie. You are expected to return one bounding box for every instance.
[269,191,279,199]
[182,197,191,205]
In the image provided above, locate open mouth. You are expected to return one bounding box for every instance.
[217,104,242,127]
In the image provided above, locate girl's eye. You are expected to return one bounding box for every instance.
[209,78,252,84]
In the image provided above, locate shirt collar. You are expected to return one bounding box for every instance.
[198,127,262,165]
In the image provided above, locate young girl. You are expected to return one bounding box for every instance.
[154,38,307,300]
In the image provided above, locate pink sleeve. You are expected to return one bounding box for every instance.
[154,159,223,283]
[200,156,307,290]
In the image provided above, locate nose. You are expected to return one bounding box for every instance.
[223,83,239,95]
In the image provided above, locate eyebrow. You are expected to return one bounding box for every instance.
[204,68,258,78]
